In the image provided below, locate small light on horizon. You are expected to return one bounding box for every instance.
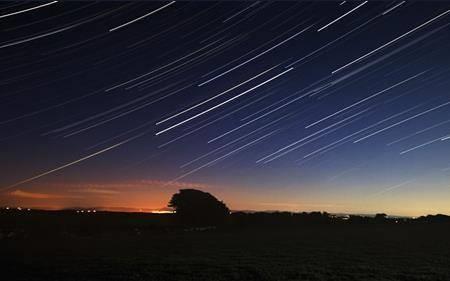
[151,210,174,214]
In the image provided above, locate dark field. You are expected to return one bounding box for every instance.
[2,211,450,281]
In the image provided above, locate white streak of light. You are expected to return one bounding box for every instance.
[303,103,427,158]
[155,68,293,135]
[382,1,406,16]
[181,114,288,168]
[0,1,58,19]
[171,131,276,182]
[0,20,80,49]
[223,2,260,23]
[332,9,450,74]
[198,25,311,86]
[109,1,175,32]
[0,6,122,49]
[400,134,450,154]
[375,180,415,196]
[105,39,220,92]
[207,91,310,143]
[317,1,368,32]
[1,132,146,191]
[156,64,280,125]
[387,118,450,146]
[354,101,450,143]
[259,107,369,163]
[306,71,425,129]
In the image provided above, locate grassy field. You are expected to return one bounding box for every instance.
[2,212,450,281]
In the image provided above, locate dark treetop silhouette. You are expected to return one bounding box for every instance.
[168,189,229,226]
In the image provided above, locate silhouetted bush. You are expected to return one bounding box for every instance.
[168,189,229,227]
[416,214,450,223]
[374,213,388,222]
[230,211,333,228]
[348,215,371,224]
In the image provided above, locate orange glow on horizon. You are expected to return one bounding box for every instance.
[1,179,449,217]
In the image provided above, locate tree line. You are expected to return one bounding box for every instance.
[169,189,450,227]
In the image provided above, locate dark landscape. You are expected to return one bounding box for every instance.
[2,206,450,281]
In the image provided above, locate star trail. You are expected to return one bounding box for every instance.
[1,1,450,215]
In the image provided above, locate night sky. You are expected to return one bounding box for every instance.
[1,1,450,216]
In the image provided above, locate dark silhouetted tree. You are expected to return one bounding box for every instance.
[168,189,230,226]
[374,213,388,222]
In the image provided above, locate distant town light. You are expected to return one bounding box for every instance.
[150,210,174,214]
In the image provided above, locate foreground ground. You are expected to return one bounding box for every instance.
[2,213,450,281]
